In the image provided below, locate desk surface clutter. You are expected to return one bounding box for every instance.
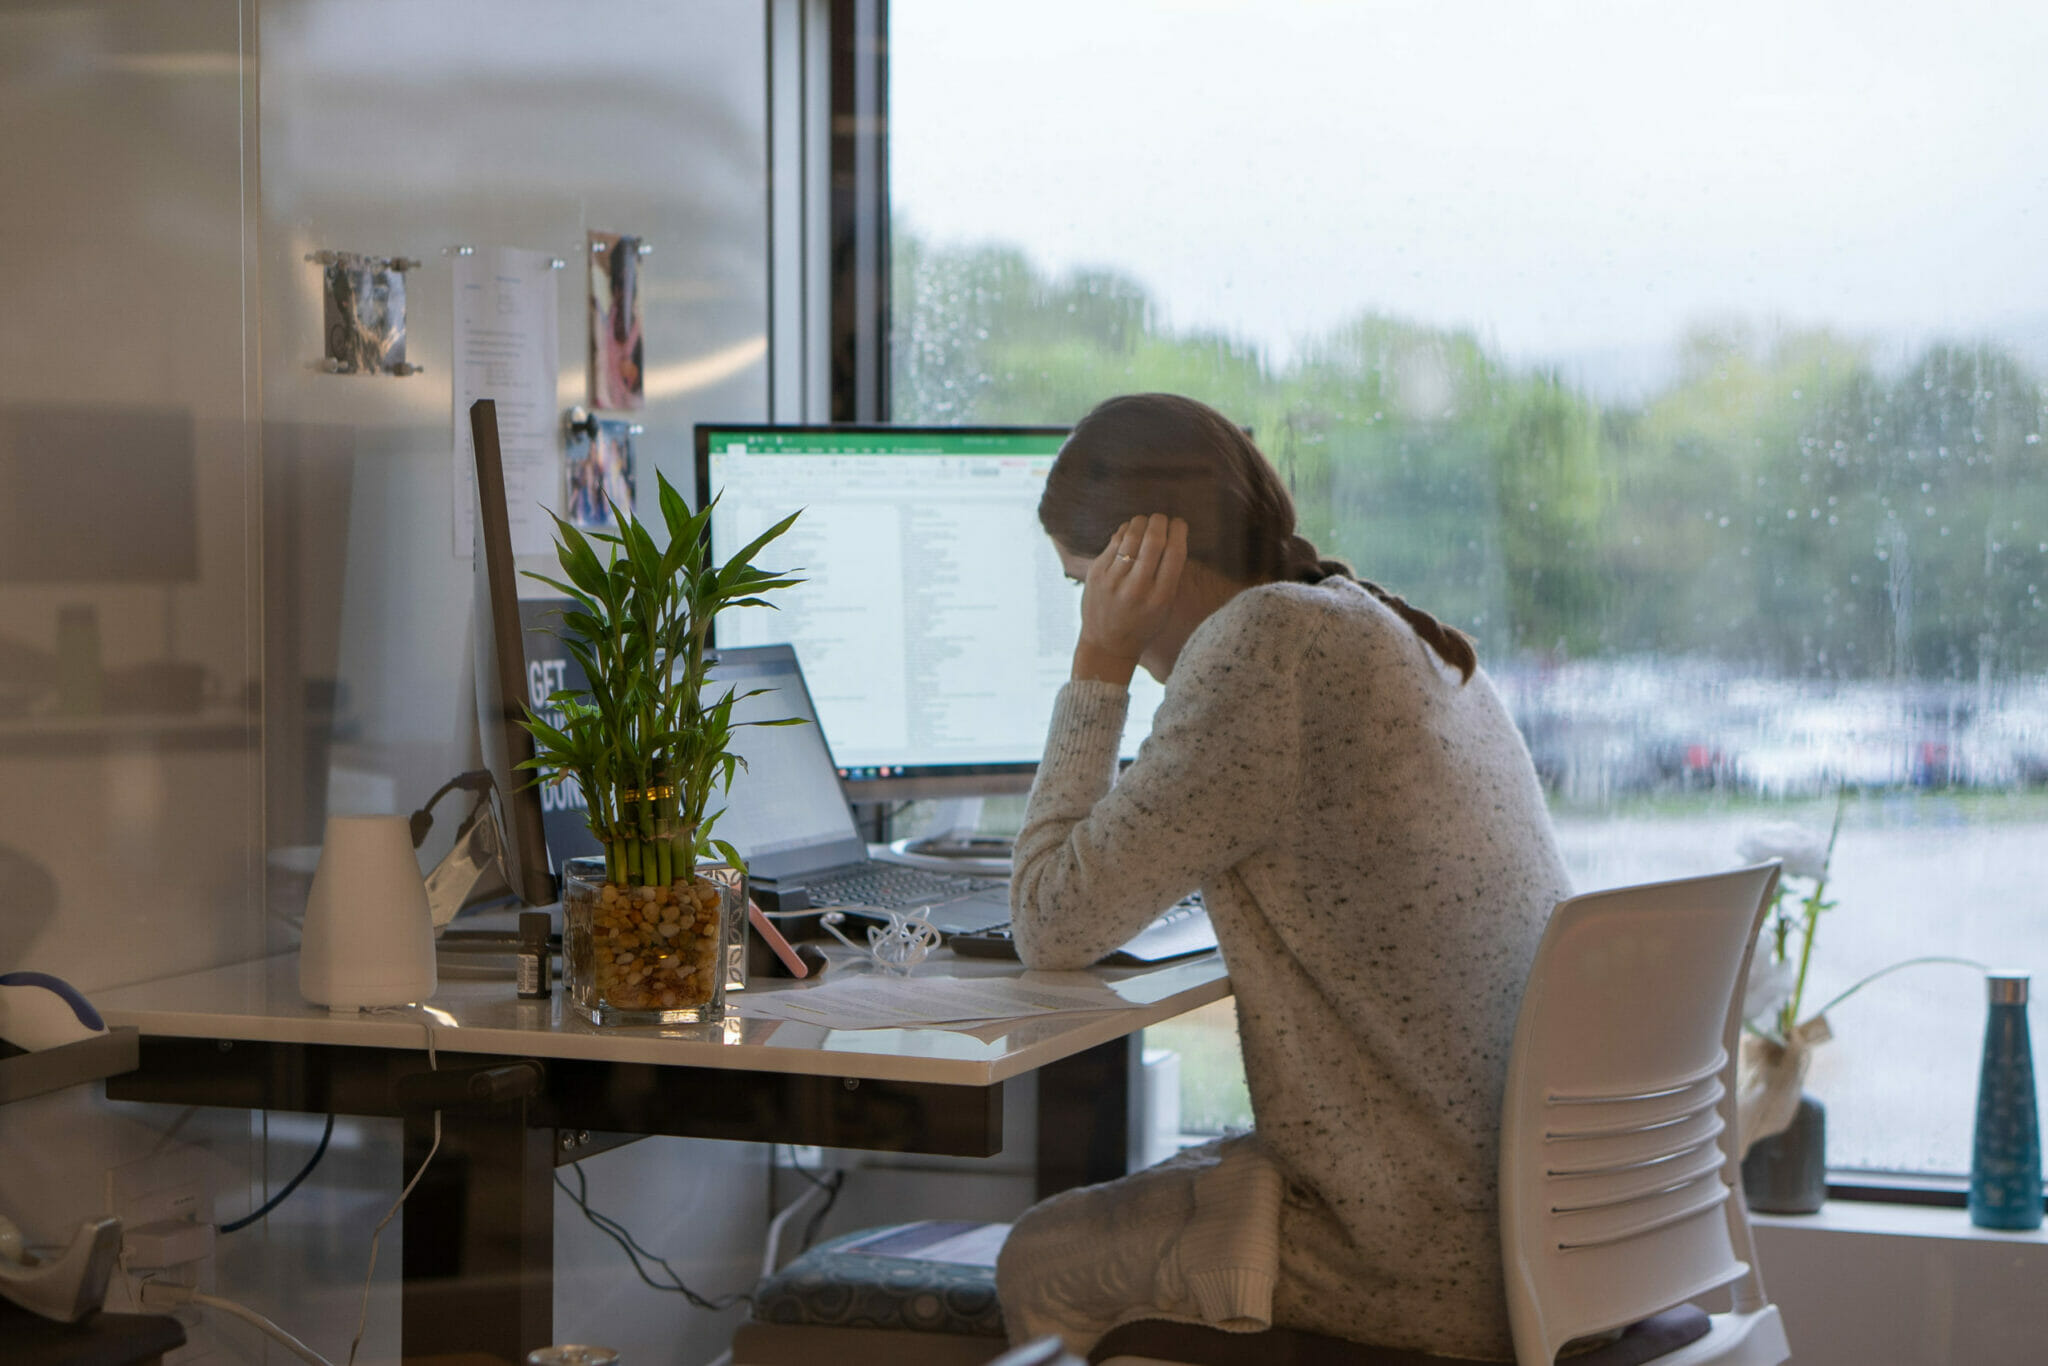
[92,947,1229,1086]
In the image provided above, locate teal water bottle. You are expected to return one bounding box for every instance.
[1969,972,2042,1231]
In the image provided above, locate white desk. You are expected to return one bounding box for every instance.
[96,948,1230,1085]
[96,948,1230,1364]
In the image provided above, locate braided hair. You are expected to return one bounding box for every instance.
[1039,393,1476,683]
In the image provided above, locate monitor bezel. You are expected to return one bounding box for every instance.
[692,421,1070,800]
[471,398,559,906]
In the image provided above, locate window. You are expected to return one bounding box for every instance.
[888,0,2048,1177]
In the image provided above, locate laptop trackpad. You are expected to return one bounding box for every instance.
[920,891,1011,935]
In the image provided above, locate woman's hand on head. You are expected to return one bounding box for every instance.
[1073,515,1188,687]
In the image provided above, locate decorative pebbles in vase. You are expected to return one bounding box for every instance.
[561,857,741,1025]
[518,474,802,1026]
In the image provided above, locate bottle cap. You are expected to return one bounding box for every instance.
[1988,973,2029,1006]
[519,910,552,944]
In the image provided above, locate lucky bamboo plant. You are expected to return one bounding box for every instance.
[517,472,801,887]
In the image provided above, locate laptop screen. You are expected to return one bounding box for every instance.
[702,645,869,882]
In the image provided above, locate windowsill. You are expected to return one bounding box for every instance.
[1750,1199,2048,1246]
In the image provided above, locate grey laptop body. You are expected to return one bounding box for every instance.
[710,644,1217,959]
[707,645,1013,930]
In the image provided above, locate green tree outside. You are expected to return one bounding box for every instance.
[892,227,2048,688]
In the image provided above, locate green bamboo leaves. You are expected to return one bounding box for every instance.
[517,472,801,887]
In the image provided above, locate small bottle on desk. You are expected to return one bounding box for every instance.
[516,911,554,999]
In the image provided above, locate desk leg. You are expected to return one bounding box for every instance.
[401,1102,554,1364]
[1034,1034,1143,1200]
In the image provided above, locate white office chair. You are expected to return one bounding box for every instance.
[1496,862,1790,1366]
[1092,863,1792,1366]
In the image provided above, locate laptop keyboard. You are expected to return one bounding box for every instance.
[805,862,1007,911]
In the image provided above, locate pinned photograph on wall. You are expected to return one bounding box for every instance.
[588,231,644,410]
[565,418,636,530]
[321,255,409,375]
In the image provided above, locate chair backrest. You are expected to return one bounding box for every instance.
[1499,863,1780,1366]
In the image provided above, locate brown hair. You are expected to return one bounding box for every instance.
[1039,393,1477,682]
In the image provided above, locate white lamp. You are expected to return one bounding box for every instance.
[299,814,437,1010]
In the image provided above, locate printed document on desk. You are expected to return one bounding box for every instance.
[732,973,1131,1030]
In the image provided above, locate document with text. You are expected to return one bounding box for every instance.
[732,973,1130,1030]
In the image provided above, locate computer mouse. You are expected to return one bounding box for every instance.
[0,972,106,1052]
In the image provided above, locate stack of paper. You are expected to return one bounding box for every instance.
[837,1220,1010,1266]
[732,973,1130,1031]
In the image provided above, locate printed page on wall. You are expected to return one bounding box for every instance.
[452,246,562,557]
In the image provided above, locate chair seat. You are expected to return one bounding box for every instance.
[749,1222,1009,1338]
[1088,1307,1712,1366]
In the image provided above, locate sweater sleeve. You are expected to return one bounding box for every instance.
[1009,591,1314,970]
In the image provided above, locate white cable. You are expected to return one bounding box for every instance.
[139,1281,334,1366]
[348,1008,443,1366]
[758,1176,833,1280]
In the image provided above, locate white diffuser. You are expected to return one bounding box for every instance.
[299,814,437,1009]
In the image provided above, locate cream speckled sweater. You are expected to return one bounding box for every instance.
[1002,578,1571,1359]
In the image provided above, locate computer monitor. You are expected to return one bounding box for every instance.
[694,424,1167,799]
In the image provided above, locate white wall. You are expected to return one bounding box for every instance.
[1751,1206,2048,1366]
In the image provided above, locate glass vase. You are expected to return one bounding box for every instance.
[560,856,739,1026]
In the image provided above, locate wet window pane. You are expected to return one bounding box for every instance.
[891,0,2048,1175]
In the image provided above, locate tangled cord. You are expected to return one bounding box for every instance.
[555,1162,754,1311]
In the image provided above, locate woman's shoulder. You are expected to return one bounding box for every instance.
[1207,577,1380,642]
[1181,578,1379,671]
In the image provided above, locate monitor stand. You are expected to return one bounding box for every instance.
[879,797,1014,875]
[900,798,1013,859]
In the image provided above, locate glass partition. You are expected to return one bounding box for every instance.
[0,0,262,991]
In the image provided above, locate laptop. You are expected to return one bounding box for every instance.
[707,645,1014,930]
[709,644,1219,962]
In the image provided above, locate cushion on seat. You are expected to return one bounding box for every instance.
[750,1222,1008,1338]
[1564,1307,1713,1366]
[1087,1306,1713,1366]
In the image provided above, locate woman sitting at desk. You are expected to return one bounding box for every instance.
[998,393,1571,1360]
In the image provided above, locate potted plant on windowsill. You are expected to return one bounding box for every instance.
[1735,799,1988,1212]
[519,474,800,1025]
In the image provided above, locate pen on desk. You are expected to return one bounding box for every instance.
[750,900,811,977]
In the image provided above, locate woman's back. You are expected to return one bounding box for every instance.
[1203,578,1569,1352]
[1220,576,1567,1158]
